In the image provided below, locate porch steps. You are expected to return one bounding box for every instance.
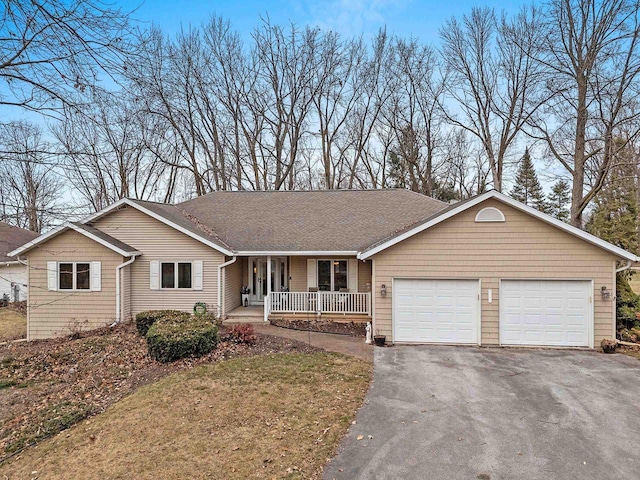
[223,305,265,324]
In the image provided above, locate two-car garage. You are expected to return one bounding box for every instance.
[393,278,593,348]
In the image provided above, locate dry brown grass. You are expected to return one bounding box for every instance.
[0,352,372,479]
[0,308,26,342]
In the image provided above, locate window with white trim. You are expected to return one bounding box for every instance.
[161,262,193,289]
[58,262,91,290]
[317,260,348,291]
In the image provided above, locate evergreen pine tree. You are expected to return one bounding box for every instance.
[510,148,548,212]
[586,162,639,255]
[547,180,571,222]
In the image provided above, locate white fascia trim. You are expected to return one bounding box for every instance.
[8,222,141,258]
[80,198,234,256]
[358,190,640,262]
[235,250,359,256]
[8,224,67,257]
[65,223,141,257]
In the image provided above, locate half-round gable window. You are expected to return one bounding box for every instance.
[475,206,505,223]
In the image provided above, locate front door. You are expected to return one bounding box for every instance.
[250,257,268,304]
[248,257,288,305]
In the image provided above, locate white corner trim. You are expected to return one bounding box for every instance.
[358,190,640,262]
[8,222,141,258]
[475,206,505,223]
[80,198,234,256]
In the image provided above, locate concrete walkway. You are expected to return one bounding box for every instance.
[253,324,373,362]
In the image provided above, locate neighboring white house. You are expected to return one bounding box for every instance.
[0,223,39,303]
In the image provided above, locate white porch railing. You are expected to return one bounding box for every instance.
[266,291,371,320]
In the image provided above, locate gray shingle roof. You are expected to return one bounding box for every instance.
[71,223,140,255]
[0,223,39,262]
[128,199,233,252]
[177,189,449,252]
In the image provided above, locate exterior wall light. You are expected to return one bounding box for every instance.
[381,284,387,297]
[601,286,611,301]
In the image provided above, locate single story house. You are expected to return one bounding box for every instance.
[0,222,39,303]
[9,189,639,346]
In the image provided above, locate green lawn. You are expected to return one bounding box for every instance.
[0,352,372,479]
[0,307,26,342]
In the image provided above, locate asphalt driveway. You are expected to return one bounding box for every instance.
[323,346,640,480]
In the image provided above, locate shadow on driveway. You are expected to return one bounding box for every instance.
[323,345,640,480]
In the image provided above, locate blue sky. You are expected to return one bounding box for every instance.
[130,0,522,42]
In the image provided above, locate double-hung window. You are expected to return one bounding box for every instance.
[161,262,192,289]
[317,260,348,291]
[58,262,91,291]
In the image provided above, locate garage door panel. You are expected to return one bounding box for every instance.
[394,279,479,344]
[501,280,591,347]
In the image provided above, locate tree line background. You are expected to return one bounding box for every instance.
[0,0,639,259]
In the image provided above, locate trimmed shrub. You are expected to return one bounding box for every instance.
[617,275,640,330]
[146,315,218,363]
[224,324,257,345]
[135,310,189,336]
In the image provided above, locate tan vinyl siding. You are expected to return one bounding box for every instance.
[358,260,372,293]
[27,230,123,340]
[224,257,243,314]
[93,206,224,315]
[289,256,307,291]
[372,199,618,346]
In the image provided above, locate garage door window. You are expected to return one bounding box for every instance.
[317,260,348,291]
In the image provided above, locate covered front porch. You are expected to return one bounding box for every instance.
[222,255,372,321]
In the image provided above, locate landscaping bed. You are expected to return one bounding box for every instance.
[0,320,319,459]
[0,352,372,479]
[270,316,367,336]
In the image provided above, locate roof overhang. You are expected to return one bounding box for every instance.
[9,222,141,258]
[80,198,234,256]
[234,251,359,257]
[357,190,640,262]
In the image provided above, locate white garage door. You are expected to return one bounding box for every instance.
[393,279,480,344]
[500,280,592,347]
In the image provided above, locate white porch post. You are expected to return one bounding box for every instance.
[265,256,272,322]
[266,255,272,298]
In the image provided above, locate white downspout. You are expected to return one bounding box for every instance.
[616,260,633,273]
[217,256,237,319]
[113,255,138,326]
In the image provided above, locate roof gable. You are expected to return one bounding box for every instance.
[357,190,639,262]
[9,222,141,258]
[80,198,233,255]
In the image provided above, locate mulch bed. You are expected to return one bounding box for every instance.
[0,321,319,460]
[269,317,367,336]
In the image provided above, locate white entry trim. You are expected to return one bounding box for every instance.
[499,278,595,349]
[392,277,482,345]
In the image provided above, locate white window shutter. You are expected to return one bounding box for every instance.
[47,261,57,291]
[91,261,102,291]
[193,260,203,290]
[307,259,317,289]
[150,260,160,290]
[348,259,358,292]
